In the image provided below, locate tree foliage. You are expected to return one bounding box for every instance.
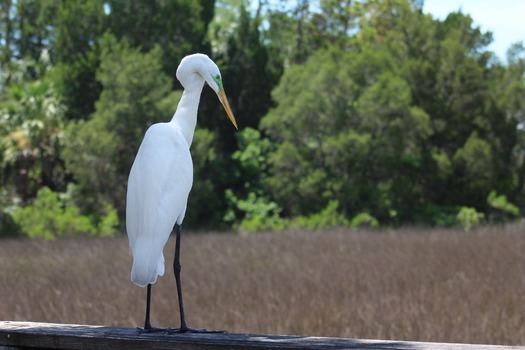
[12,186,118,239]
[1,52,66,203]
[1,0,525,237]
[62,35,175,218]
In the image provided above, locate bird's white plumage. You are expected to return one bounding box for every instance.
[126,123,192,287]
[126,53,236,292]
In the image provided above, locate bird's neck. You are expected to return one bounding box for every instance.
[171,79,205,146]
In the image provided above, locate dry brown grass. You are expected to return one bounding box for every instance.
[1,225,524,345]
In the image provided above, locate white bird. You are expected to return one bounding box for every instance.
[126,53,237,333]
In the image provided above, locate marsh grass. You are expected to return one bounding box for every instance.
[1,225,524,345]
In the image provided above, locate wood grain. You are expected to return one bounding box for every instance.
[0,321,523,350]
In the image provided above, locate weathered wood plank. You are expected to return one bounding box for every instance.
[0,321,523,350]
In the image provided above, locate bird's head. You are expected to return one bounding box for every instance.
[177,54,238,130]
[206,71,238,130]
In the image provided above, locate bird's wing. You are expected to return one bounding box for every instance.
[126,123,193,286]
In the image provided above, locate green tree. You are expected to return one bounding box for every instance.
[12,186,118,239]
[487,190,519,222]
[2,0,525,233]
[62,36,175,219]
[223,127,283,231]
[262,45,431,223]
[0,0,55,66]
[106,0,214,82]
[51,0,106,121]
[491,43,525,204]
[183,1,285,230]
[259,0,519,226]
[262,0,358,65]
[452,131,494,205]
[183,128,227,229]
[221,4,281,129]
[203,3,283,153]
[355,1,517,222]
[0,53,66,203]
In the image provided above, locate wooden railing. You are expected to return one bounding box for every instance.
[0,321,522,350]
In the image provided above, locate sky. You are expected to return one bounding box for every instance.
[423,0,525,61]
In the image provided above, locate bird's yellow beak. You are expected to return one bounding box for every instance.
[218,90,238,130]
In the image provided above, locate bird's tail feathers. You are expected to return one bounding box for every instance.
[131,237,165,287]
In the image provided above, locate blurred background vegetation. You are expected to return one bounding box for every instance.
[1,0,524,238]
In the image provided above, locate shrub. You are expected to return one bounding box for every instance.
[96,202,120,237]
[12,187,119,239]
[417,205,461,227]
[0,211,21,238]
[225,190,286,232]
[290,200,349,231]
[487,190,519,221]
[351,212,379,229]
[456,207,484,231]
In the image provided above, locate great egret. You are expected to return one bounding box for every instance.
[126,53,237,333]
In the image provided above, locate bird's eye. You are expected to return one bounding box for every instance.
[215,74,221,80]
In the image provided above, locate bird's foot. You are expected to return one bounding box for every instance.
[137,326,172,334]
[167,326,226,334]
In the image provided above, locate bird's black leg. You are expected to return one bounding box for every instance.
[145,283,152,329]
[170,224,225,334]
[173,223,189,332]
[138,284,169,333]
